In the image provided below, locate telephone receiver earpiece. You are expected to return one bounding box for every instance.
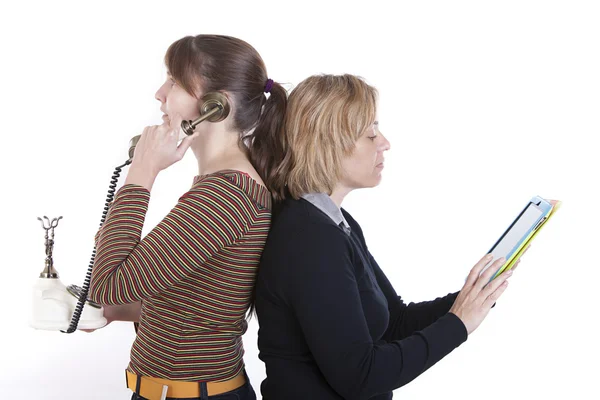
[181,92,230,134]
[128,92,230,160]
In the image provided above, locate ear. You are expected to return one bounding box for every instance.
[217,91,237,128]
[219,91,235,121]
[198,91,231,123]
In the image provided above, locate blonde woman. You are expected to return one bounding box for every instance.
[255,74,519,400]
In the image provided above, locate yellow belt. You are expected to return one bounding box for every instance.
[126,370,245,400]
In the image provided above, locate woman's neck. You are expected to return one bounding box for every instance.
[191,129,247,176]
[329,184,353,208]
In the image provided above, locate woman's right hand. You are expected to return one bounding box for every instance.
[449,254,513,335]
[80,302,141,333]
[79,311,114,333]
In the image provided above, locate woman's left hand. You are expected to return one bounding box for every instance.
[130,113,195,174]
[125,114,197,190]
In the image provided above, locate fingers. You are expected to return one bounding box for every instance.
[519,245,531,261]
[511,259,521,272]
[169,112,184,134]
[172,112,196,159]
[475,257,505,291]
[465,254,493,288]
[481,267,512,299]
[138,125,151,143]
[154,117,181,148]
[131,115,190,173]
[482,279,509,309]
[176,134,195,160]
[130,127,150,161]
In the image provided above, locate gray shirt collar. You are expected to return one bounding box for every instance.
[301,193,351,235]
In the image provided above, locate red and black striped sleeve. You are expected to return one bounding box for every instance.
[89,175,251,305]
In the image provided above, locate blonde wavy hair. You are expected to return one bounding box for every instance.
[271,74,378,201]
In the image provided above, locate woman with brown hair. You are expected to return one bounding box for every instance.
[88,34,286,400]
[255,74,518,399]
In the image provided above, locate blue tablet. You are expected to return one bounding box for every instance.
[481,196,553,279]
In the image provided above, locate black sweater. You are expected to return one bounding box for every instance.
[255,198,468,400]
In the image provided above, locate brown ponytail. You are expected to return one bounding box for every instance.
[243,80,287,200]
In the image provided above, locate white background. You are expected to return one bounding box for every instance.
[1,1,598,399]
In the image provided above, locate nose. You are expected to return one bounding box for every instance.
[155,81,168,104]
[379,132,391,152]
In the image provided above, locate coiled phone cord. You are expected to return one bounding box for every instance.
[62,159,132,333]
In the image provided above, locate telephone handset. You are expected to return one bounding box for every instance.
[30,92,230,333]
[128,92,231,160]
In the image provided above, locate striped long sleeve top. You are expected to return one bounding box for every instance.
[89,170,272,381]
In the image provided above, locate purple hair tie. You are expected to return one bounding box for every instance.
[264,78,274,93]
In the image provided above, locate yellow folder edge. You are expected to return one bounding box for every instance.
[492,200,562,279]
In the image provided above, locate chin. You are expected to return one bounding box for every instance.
[350,175,383,190]
[371,175,383,187]
[360,180,381,190]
